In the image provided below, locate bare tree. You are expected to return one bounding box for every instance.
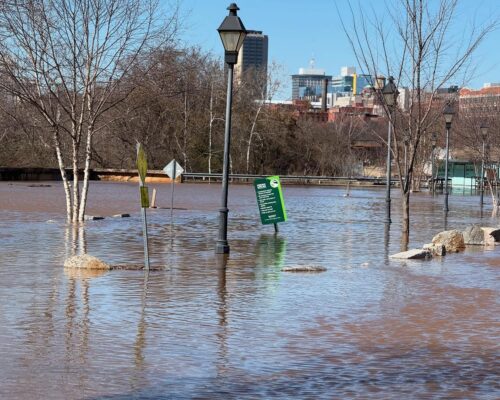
[339,0,497,241]
[234,61,283,174]
[0,0,178,222]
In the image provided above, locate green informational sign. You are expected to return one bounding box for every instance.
[140,186,149,208]
[254,176,287,225]
[136,143,148,185]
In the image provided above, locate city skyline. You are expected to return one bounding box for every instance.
[179,0,500,100]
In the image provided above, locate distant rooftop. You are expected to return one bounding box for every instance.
[298,68,325,75]
[297,58,326,76]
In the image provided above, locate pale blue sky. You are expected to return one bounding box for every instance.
[178,0,500,100]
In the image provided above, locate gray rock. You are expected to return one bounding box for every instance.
[390,249,432,260]
[64,254,110,270]
[462,225,484,245]
[423,243,446,256]
[282,265,327,273]
[84,215,104,221]
[481,227,500,245]
[432,230,465,253]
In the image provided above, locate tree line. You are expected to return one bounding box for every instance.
[0,44,384,176]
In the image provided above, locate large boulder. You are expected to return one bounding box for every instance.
[432,230,465,253]
[462,225,485,245]
[390,249,431,260]
[64,254,110,270]
[481,227,500,246]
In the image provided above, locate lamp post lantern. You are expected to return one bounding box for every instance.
[431,132,437,194]
[215,3,246,254]
[480,124,488,205]
[381,76,399,223]
[443,103,455,212]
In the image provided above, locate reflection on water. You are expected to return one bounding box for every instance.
[0,182,499,399]
[384,223,390,263]
[134,270,149,375]
[216,254,229,378]
[256,234,287,266]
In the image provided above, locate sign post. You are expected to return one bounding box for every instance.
[254,176,287,233]
[163,159,184,232]
[137,143,150,270]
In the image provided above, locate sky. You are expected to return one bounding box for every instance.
[177,0,500,100]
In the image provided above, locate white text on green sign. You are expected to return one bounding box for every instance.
[254,176,287,225]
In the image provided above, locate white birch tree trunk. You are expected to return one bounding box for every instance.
[53,129,72,221]
[78,127,93,222]
[246,106,262,174]
[71,140,80,223]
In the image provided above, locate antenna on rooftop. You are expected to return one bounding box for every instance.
[310,56,315,70]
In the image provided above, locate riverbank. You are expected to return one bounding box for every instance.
[0,166,394,187]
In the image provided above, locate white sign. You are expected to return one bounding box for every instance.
[163,159,184,179]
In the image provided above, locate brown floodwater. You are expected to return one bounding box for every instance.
[0,181,498,399]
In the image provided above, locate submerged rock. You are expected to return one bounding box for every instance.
[423,243,446,256]
[64,255,166,272]
[64,254,110,270]
[111,264,165,271]
[84,215,105,221]
[64,267,108,280]
[432,230,465,253]
[282,265,327,273]
[390,249,431,260]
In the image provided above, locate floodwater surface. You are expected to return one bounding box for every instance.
[0,181,498,399]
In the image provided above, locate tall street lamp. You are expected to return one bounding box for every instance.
[431,132,437,194]
[443,103,455,212]
[382,76,399,223]
[215,3,246,254]
[480,124,488,206]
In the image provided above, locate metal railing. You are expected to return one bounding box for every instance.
[182,172,391,185]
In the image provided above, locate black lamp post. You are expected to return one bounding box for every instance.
[480,124,488,206]
[215,3,246,254]
[443,103,455,212]
[381,76,399,223]
[431,132,437,194]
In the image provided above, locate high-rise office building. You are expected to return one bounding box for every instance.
[340,66,356,77]
[235,30,268,97]
[331,75,354,95]
[291,61,332,103]
[332,67,376,95]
